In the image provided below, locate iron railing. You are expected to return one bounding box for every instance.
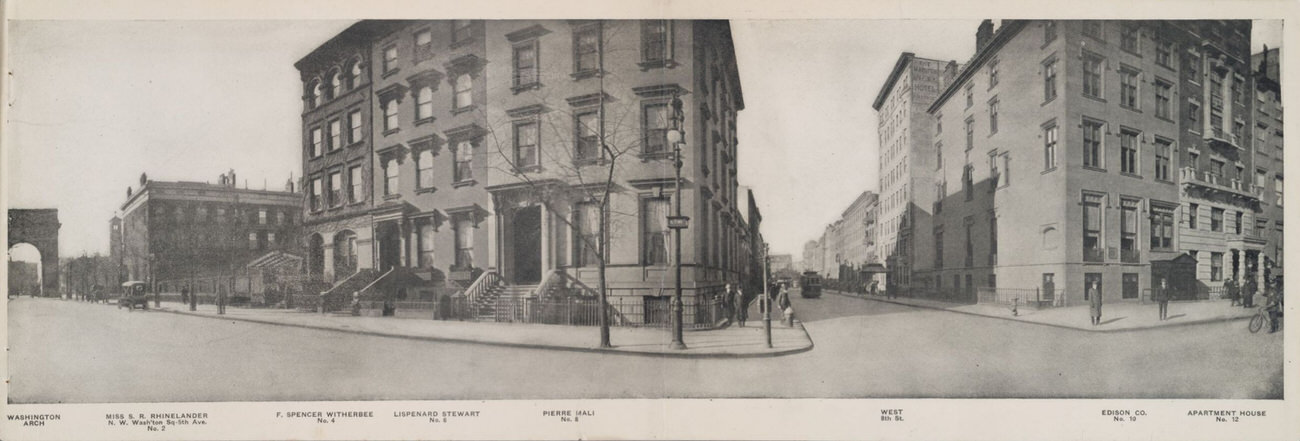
[976,287,1055,309]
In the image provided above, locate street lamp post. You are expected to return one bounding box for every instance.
[763,243,772,348]
[667,94,689,351]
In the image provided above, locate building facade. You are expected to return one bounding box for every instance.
[1252,47,1283,278]
[922,20,1269,305]
[296,20,755,313]
[872,53,959,292]
[115,174,302,295]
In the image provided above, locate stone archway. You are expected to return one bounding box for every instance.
[8,209,61,296]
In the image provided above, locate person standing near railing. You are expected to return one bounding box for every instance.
[1155,278,1170,321]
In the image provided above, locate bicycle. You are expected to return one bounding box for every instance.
[1249,305,1282,334]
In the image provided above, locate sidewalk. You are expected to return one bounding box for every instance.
[829,290,1256,332]
[151,300,813,358]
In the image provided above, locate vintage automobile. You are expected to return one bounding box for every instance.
[118,281,150,311]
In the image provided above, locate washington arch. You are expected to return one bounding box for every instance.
[8,209,60,295]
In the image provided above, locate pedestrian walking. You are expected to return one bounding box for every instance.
[1088,281,1103,326]
[1243,278,1257,308]
[216,287,228,315]
[1226,278,1240,306]
[734,286,748,327]
[1155,278,1170,321]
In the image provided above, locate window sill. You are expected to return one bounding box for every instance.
[415,117,436,126]
[637,59,678,71]
[574,158,610,167]
[415,187,438,195]
[1082,94,1107,104]
[349,201,366,207]
[1121,172,1143,180]
[1041,96,1057,106]
[383,128,401,137]
[570,69,604,81]
[515,165,542,174]
[1042,167,1058,174]
[451,105,477,115]
[382,68,401,79]
[512,83,542,95]
[1121,105,1142,114]
[1082,166,1107,173]
[1155,115,1175,124]
[348,141,365,149]
[451,179,477,189]
[383,194,402,201]
[1154,178,1176,185]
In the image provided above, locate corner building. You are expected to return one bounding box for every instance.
[925,20,1262,305]
[296,20,753,316]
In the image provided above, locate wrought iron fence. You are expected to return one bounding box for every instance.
[976,287,1055,308]
[476,295,726,329]
[1141,285,1230,303]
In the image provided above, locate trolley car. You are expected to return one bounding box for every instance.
[799,271,822,298]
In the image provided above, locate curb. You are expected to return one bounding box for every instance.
[826,290,1253,333]
[156,307,814,359]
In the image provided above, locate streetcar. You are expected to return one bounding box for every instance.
[799,271,822,298]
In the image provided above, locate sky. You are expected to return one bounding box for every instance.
[5,19,1283,261]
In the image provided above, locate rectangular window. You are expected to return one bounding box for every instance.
[328,119,341,151]
[1154,139,1171,181]
[1156,40,1172,67]
[642,102,670,155]
[1150,204,1174,251]
[418,223,435,268]
[454,141,474,183]
[414,29,433,60]
[349,165,363,203]
[573,23,601,74]
[641,198,670,265]
[988,99,999,134]
[963,165,973,201]
[1001,153,1011,187]
[383,101,398,132]
[310,178,322,211]
[417,150,435,190]
[452,20,474,44]
[964,118,974,150]
[455,217,474,268]
[1211,252,1223,281]
[1043,58,1058,101]
[1276,177,1284,206]
[987,59,999,88]
[248,232,258,250]
[934,230,944,269]
[1155,80,1172,119]
[348,110,363,144]
[1188,50,1200,79]
[1120,25,1139,53]
[1083,193,1103,262]
[1234,211,1243,234]
[1120,129,1139,174]
[1083,53,1103,99]
[1120,68,1139,109]
[575,110,601,161]
[1189,203,1198,229]
[574,202,600,267]
[1043,21,1057,44]
[513,43,538,88]
[384,159,399,196]
[641,20,670,63]
[1083,119,1103,168]
[514,120,539,168]
[310,127,323,157]
[1211,159,1225,180]
[964,84,973,108]
[989,216,998,265]
[1120,199,1138,262]
[1081,21,1102,39]
[328,172,341,207]
[1211,207,1224,232]
[1043,123,1058,170]
[382,44,398,74]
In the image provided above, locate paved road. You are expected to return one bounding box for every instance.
[7,294,1282,403]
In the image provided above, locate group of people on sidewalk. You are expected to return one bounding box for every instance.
[721,282,792,328]
[1090,276,1285,330]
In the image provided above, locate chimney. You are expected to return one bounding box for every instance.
[976,19,994,53]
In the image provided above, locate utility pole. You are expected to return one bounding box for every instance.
[763,242,772,348]
[667,94,689,350]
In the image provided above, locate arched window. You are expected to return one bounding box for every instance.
[454,74,472,109]
[415,86,434,121]
[328,70,342,100]
[347,59,363,89]
[308,80,323,109]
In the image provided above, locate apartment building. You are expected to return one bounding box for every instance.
[296,20,754,313]
[1252,47,1283,275]
[872,52,959,292]
[923,20,1264,305]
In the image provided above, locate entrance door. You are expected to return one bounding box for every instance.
[1122,273,1138,299]
[512,206,542,284]
[378,223,401,272]
[1084,273,1103,301]
[1042,273,1056,303]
